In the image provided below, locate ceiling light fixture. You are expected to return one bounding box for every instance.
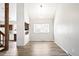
[40,4,43,8]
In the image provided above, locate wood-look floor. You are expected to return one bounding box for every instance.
[0,41,68,56]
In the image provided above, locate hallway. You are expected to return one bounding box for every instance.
[1,3,79,56]
[17,41,68,56]
[0,41,68,56]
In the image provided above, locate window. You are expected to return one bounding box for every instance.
[34,24,49,33]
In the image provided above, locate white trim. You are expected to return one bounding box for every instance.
[55,41,71,56]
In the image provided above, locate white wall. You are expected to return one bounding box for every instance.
[54,3,79,56]
[9,3,16,21]
[17,3,30,46]
[30,18,54,41]
[25,3,56,41]
[0,3,4,21]
[17,3,25,46]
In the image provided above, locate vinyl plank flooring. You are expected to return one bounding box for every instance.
[0,41,68,56]
[17,41,68,56]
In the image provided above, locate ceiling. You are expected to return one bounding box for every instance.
[25,3,56,20]
[0,3,56,22]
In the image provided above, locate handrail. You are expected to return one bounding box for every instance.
[0,31,5,48]
[0,31,5,36]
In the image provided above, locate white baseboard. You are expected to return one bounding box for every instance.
[55,41,71,56]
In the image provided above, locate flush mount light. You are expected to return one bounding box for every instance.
[40,4,43,8]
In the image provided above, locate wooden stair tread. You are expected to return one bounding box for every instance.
[0,47,4,51]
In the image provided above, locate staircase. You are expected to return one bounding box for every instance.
[0,31,5,51]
